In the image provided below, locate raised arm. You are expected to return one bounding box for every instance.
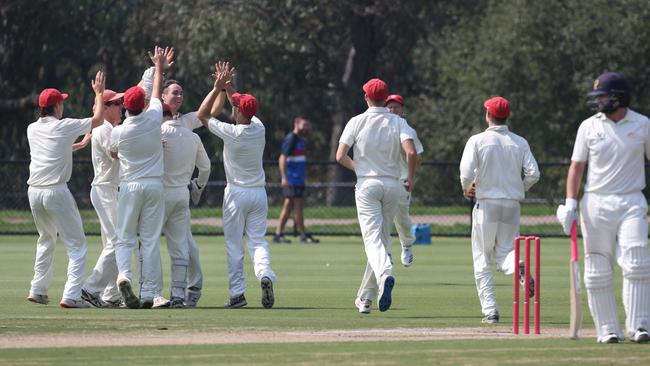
[147,46,173,101]
[91,70,105,129]
[198,62,231,126]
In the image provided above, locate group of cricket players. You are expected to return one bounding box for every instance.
[24,44,649,343]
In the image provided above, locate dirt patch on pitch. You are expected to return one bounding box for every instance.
[0,327,595,349]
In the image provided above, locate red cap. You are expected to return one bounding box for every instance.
[38,88,69,108]
[363,78,389,101]
[162,103,172,113]
[483,96,511,119]
[385,94,404,107]
[232,93,258,119]
[102,89,124,103]
[123,86,146,111]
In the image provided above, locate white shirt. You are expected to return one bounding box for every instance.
[161,120,211,188]
[27,116,92,186]
[175,111,202,131]
[459,125,539,201]
[208,116,266,188]
[110,99,164,182]
[91,121,120,187]
[339,107,414,179]
[399,127,424,181]
[571,109,650,194]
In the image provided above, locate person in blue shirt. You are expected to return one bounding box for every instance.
[273,116,320,243]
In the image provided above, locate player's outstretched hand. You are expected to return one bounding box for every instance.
[190,178,205,205]
[91,70,105,95]
[148,46,171,70]
[556,199,578,235]
[405,177,415,193]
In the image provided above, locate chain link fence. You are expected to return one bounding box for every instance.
[3,159,647,237]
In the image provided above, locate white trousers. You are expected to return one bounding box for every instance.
[581,191,650,340]
[471,199,519,316]
[355,178,400,301]
[84,184,120,302]
[160,186,190,299]
[393,183,415,249]
[27,184,87,301]
[223,185,275,297]
[188,231,203,290]
[114,178,164,300]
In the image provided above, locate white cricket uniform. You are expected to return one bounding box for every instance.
[459,125,539,316]
[141,66,206,291]
[83,121,121,302]
[110,99,165,301]
[339,107,414,302]
[26,116,92,301]
[393,129,424,249]
[159,120,210,299]
[207,116,275,297]
[571,109,650,340]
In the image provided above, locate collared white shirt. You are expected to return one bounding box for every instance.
[110,98,163,182]
[207,116,266,188]
[27,116,92,186]
[572,109,650,194]
[399,126,424,181]
[161,120,211,188]
[339,107,414,179]
[91,121,119,187]
[459,125,539,201]
[175,111,202,131]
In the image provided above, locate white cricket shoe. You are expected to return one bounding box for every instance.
[151,296,170,309]
[631,329,650,343]
[27,294,50,305]
[117,278,140,309]
[355,297,371,314]
[59,298,91,308]
[401,246,413,267]
[261,277,275,309]
[598,333,621,344]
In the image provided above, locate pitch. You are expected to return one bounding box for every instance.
[0,235,641,365]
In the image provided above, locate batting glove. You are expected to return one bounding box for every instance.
[556,198,578,235]
[190,178,205,205]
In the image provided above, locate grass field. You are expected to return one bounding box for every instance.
[0,235,647,365]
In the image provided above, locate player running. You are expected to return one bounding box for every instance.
[385,94,423,267]
[337,78,418,314]
[459,96,539,324]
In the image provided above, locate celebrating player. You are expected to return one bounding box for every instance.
[385,94,423,267]
[336,78,418,314]
[197,62,276,309]
[557,72,650,343]
[273,116,320,244]
[80,89,124,308]
[110,46,171,309]
[26,70,106,308]
[459,96,540,324]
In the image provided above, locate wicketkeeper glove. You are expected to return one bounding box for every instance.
[190,178,205,205]
[556,198,578,235]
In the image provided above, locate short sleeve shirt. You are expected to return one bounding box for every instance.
[91,121,119,186]
[399,126,424,181]
[571,109,650,194]
[281,132,306,185]
[27,116,92,186]
[339,107,414,179]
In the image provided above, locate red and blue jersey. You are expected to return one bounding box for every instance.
[281,132,306,185]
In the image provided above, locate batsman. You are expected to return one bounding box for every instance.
[557,72,650,344]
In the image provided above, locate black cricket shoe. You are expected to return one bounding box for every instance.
[300,233,320,243]
[272,234,291,243]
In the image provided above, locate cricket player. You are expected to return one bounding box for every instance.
[80,89,124,308]
[140,69,206,306]
[110,46,171,309]
[385,94,424,267]
[160,102,211,308]
[26,70,106,308]
[557,72,650,343]
[197,62,276,309]
[336,78,418,314]
[273,116,320,244]
[459,96,540,324]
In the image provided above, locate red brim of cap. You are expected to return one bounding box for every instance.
[61,93,69,101]
[108,93,124,102]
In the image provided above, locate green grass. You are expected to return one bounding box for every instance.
[0,235,645,365]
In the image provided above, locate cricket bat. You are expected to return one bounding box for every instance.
[569,221,582,339]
